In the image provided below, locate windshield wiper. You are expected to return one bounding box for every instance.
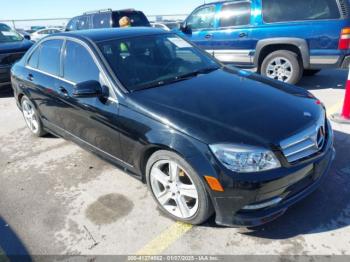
[134,66,220,91]
[175,66,220,80]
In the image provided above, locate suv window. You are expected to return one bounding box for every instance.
[186,5,216,30]
[66,17,78,31]
[93,13,111,28]
[112,11,150,27]
[262,0,340,23]
[219,2,251,27]
[63,41,100,83]
[38,40,63,75]
[27,46,41,68]
[77,16,90,30]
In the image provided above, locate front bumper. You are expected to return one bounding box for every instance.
[211,137,335,227]
[0,65,11,88]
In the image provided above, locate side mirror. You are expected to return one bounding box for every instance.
[179,23,192,34]
[24,35,31,40]
[73,80,102,98]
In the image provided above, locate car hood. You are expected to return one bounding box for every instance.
[125,68,324,147]
[0,39,33,54]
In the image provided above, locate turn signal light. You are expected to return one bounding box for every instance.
[204,176,224,192]
[339,28,350,50]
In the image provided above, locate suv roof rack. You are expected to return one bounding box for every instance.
[117,8,136,12]
[84,8,113,15]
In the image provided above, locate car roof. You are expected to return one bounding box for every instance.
[197,0,244,8]
[54,27,168,42]
[0,23,10,28]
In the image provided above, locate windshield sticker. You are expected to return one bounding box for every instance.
[167,37,192,48]
[1,31,17,36]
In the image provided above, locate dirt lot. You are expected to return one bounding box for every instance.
[0,69,350,257]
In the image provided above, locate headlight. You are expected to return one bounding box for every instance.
[209,144,281,173]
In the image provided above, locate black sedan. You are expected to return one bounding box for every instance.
[0,23,33,89]
[11,28,335,227]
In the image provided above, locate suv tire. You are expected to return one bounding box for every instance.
[146,150,214,225]
[261,50,303,85]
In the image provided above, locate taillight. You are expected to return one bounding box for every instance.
[339,28,350,50]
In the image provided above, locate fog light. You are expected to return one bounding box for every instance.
[242,197,283,210]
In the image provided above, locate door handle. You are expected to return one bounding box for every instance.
[59,86,69,96]
[205,34,213,39]
[239,32,248,38]
[27,73,34,81]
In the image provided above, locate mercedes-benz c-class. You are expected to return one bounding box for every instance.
[11,28,335,226]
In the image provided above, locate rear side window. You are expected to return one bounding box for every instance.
[27,47,40,68]
[63,41,100,83]
[186,5,216,30]
[93,13,111,28]
[38,40,63,75]
[113,11,150,27]
[77,16,90,30]
[219,2,251,27]
[262,0,341,23]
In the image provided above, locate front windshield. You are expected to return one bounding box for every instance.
[97,34,220,91]
[0,24,23,43]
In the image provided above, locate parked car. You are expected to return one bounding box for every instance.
[151,22,180,31]
[15,28,31,39]
[65,8,150,31]
[30,26,46,31]
[0,23,33,89]
[177,0,350,84]
[30,28,63,42]
[11,28,334,227]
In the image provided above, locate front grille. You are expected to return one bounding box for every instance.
[0,52,25,66]
[280,113,326,163]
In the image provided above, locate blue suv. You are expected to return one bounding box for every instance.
[178,0,350,84]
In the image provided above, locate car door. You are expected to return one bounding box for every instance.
[24,39,65,133]
[180,4,218,55]
[211,1,254,65]
[55,39,123,160]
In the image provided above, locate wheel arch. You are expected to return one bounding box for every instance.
[254,38,310,70]
[17,92,25,107]
[138,137,218,186]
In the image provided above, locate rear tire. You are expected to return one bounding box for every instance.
[21,96,47,137]
[303,69,321,76]
[146,150,213,225]
[261,50,303,84]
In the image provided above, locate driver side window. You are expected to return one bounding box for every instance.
[186,5,216,30]
[63,40,100,83]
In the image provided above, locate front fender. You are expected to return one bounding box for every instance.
[118,104,221,184]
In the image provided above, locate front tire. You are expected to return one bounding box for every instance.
[261,50,303,84]
[21,96,47,137]
[146,150,213,225]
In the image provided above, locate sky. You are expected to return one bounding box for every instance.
[0,0,206,20]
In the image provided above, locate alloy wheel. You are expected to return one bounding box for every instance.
[22,100,39,133]
[266,57,293,82]
[150,160,199,219]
